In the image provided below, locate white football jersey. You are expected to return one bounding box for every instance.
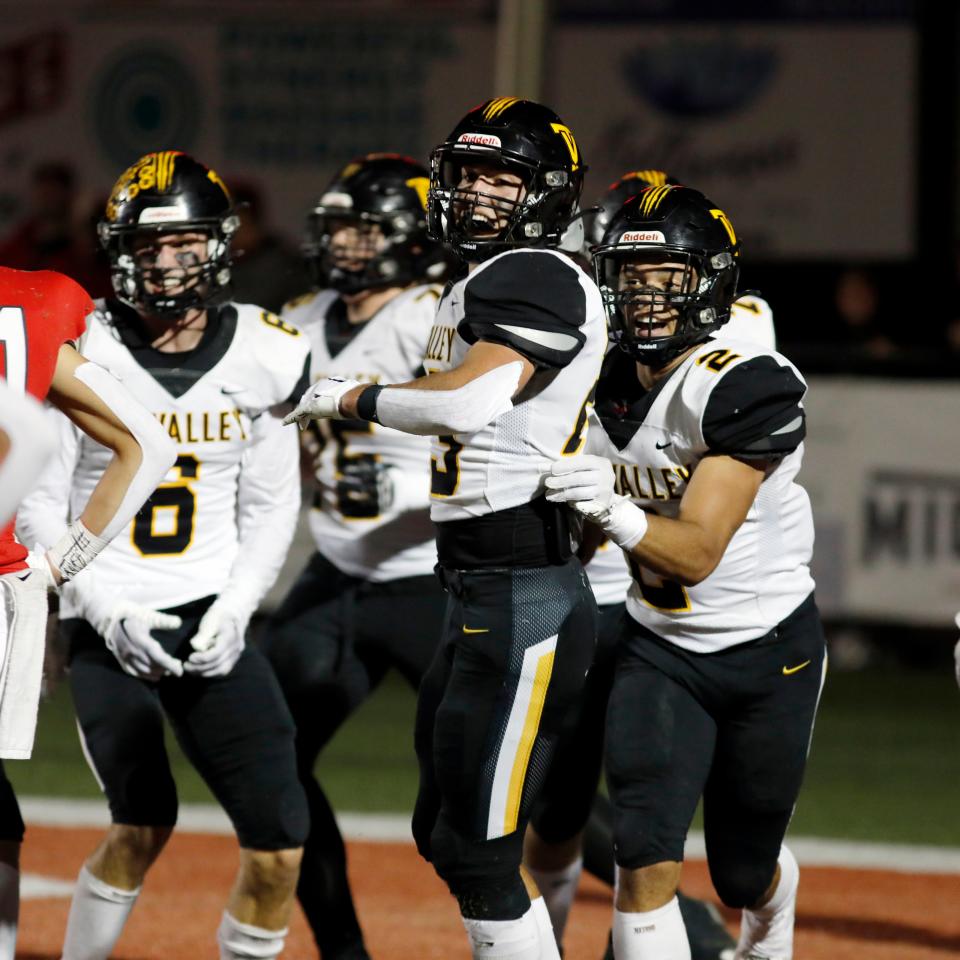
[283,285,440,581]
[585,293,777,608]
[424,249,607,522]
[725,293,776,349]
[591,334,814,652]
[18,301,309,616]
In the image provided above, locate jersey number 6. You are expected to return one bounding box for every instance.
[132,454,200,556]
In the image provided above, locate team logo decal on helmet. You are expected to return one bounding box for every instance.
[303,153,447,294]
[582,168,681,252]
[593,185,740,368]
[99,151,238,317]
[427,97,586,261]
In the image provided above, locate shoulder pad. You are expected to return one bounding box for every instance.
[460,251,587,368]
[701,353,806,458]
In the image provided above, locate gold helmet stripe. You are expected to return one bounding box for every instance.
[483,96,520,120]
[639,184,670,215]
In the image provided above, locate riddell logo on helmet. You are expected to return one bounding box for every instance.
[458,133,502,147]
[620,230,665,243]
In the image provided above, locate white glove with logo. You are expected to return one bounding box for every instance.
[283,377,361,430]
[544,455,649,550]
[184,602,246,678]
[25,545,61,593]
[104,603,184,681]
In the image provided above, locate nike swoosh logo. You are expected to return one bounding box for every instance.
[782,660,811,676]
[462,626,489,634]
[16,573,30,582]
[656,440,672,450]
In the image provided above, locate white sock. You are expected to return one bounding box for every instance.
[0,863,18,960]
[529,896,561,960]
[217,911,288,960]
[736,845,799,960]
[61,865,140,960]
[613,896,692,960]
[526,857,582,946]
[462,903,541,960]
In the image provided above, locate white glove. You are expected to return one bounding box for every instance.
[25,545,61,593]
[282,377,361,430]
[544,455,649,550]
[104,603,184,681]
[183,603,246,678]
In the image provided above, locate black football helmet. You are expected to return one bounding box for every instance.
[427,97,585,261]
[99,151,238,317]
[594,185,740,368]
[583,169,681,251]
[303,153,447,294]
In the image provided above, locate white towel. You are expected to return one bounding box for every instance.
[0,569,49,759]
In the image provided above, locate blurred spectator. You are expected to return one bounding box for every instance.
[831,266,895,361]
[229,182,307,312]
[0,162,110,295]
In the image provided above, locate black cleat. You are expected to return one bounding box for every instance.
[678,891,736,960]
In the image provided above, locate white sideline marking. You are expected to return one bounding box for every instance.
[19,797,960,874]
[22,873,74,899]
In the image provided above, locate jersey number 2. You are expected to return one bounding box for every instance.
[0,307,28,394]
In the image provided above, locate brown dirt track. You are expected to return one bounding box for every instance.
[17,825,960,958]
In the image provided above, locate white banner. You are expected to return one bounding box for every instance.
[802,377,960,626]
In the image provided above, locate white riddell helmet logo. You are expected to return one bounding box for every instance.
[619,230,666,243]
[458,132,502,147]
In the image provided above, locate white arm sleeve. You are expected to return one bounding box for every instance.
[215,405,302,624]
[71,361,176,542]
[375,361,523,436]
[0,383,57,528]
[15,407,80,549]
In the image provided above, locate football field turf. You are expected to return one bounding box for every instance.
[11,662,960,846]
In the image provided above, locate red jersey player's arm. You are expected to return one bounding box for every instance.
[43,344,176,581]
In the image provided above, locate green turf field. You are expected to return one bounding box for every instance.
[10,663,960,847]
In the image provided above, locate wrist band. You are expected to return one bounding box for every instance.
[47,519,110,582]
[596,496,649,550]
[356,384,384,423]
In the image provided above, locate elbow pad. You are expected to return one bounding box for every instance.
[374,361,523,436]
[72,362,177,543]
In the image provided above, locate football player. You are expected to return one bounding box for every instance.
[262,153,450,960]
[286,98,606,960]
[17,152,311,960]
[1,264,176,960]
[544,186,824,960]
[527,169,778,959]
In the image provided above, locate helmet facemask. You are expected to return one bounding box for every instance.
[304,205,425,295]
[101,217,238,319]
[595,245,738,369]
[428,144,576,261]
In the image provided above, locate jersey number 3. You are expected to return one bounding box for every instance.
[0,307,28,394]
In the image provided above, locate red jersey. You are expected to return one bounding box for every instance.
[0,267,93,573]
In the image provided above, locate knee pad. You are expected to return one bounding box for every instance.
[428,816,529,920]
[710,858,777,909]
[234,778,309,851]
